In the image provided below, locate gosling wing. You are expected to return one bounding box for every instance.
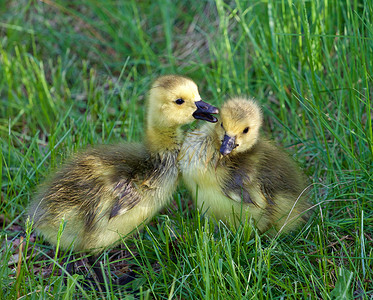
[109,179,142,219]
[221,167,254,204]
[98,143,153,219]
[220,143,278,208]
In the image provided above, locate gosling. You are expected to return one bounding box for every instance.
[28,75,218,254]
[179,97,310,234]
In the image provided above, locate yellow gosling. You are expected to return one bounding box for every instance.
[179,97,310,234]
[28,75,218,253]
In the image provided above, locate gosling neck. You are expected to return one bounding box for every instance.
[145,125,182,154]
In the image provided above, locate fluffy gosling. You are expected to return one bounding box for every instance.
[28,75,218,254]
[179,97,310,233]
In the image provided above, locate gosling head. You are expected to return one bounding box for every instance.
[147,75,218,129]
[217,97,263,156]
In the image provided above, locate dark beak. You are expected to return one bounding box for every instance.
[193,100,219,123]
[220,134,237,156]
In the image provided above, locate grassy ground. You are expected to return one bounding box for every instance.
[1,0,372,298]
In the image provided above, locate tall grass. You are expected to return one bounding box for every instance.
[1,0,372,298]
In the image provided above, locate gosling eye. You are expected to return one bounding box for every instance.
[221,122,224,128]
[243,127,249,134]
[175,98,184,105]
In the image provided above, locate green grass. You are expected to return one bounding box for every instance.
[1,0,372,298]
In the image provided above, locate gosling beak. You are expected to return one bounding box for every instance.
[193,100,219,123]
[220,134,237,156]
